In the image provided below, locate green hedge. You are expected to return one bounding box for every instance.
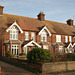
[52,53,75,62]
[27,48,52,63]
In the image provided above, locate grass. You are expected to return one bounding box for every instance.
[0,58,40,74]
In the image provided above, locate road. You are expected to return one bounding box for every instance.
[0,61,37,75]
[0,61,75,75]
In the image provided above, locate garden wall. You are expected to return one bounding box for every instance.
[42,61,75,74]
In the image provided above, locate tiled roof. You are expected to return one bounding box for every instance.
[0,13,75,35]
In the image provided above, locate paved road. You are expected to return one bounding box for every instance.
[0,61,37,75]
[0,61,75,75]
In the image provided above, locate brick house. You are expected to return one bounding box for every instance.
[0,5,75,56]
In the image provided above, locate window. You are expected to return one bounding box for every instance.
[69,36,72,42]
[8,45,10,51]
[43,45,49,50]
[10,30,18,40]
[41,30,47,42]
[25,47,29,54]
[56,35,61,42]
[25,32,29,40]
[12,45,19,56]
[65,36,68,43]
[59,46,63,53]
[65,49,68,53]
[31,32,35,41]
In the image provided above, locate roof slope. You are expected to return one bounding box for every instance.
[0,13,75,35]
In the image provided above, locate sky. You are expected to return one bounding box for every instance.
[0,0,75,24]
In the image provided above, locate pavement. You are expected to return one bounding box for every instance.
[0,61,75,75]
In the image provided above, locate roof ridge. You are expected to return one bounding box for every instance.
[45,20,68,25]
[3,13,37,20]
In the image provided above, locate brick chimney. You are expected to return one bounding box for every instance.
[37,12,45,21]
[0,5,4,16]
[66,19,73,26]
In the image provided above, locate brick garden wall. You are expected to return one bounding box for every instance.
[42,61,75,74]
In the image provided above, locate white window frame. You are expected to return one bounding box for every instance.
[25,47,29,55]
[65,48,69,53]
[41,30,47,42]
[10,29,18,40]
[31,32,35,41]
[25,32,29,40]
[69,36,72,42]
[59,46,63,53]
[7,45,10,51]
[65,36,68,43]
[56,35,61,42]
[43,45,49,50]
[12,45,19,56]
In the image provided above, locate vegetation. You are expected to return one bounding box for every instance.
[52,53,75,62]
[5,51,15,57]
[27,48,52,63]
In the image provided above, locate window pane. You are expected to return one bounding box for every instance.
[25,32,29,40]
[10,30,18,40]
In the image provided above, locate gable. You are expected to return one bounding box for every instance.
[67,43,73,48]
[38,26,51,36]
[6,21,23,33]
[24,40,41,48]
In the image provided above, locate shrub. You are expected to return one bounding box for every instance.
[19,53,26,56]
[5,51,15,57]
[64,53,75,61]
[27,48,52,63]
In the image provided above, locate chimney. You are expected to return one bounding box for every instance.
[37,12,45,21]
[66,19,73,26]
[0,5,4,16]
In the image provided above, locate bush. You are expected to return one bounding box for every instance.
[19,53,26,56]
[5,51,15,57]
[64,53,75,61]
[52,53,75,62]
[27,48,52,63]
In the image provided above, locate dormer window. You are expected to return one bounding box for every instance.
[10,29,18,40]
[41,30,47,42]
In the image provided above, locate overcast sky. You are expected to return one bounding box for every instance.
[0,0,75,24]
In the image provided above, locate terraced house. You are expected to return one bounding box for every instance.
[0,5,75,56]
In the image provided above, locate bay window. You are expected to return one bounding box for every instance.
[12,45,19,56]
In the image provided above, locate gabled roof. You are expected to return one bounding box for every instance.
[38,26,51,36]
[22,40,41,48]
[0,13,75,35]
[6,21,23,33]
